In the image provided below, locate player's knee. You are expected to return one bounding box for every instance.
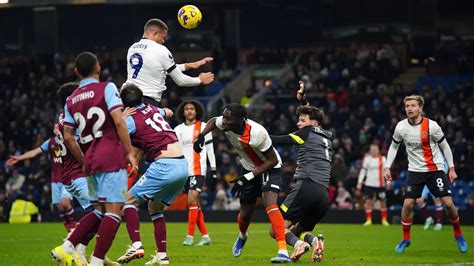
[148,201,165,214]
[415,197,425,206]
[403,200,415,211]
[442,198,455,210]
[187,190,200,205]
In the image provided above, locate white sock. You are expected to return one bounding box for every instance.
[278,249,289,257]
[295,240,305,248]
[186,235,194,239]
[75,243,87,254]
[157,252,168,259]
[202,234,209,238]
[132,241,143,249]
[90,255,104,266]
[239,231,248,239]
[62,240,74,254]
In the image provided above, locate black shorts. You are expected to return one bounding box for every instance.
[280,179,329,231]
[363,186,387,200]
[239,168,282,205]
[405,171,452,199]
[183,175,205,193]
[143,96,161,107]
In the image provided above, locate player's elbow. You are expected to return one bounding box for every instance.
[269,157,278,168]
[164,108,173,119]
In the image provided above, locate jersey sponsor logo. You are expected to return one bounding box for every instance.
[405,142,422,149]
[53,157,63,163]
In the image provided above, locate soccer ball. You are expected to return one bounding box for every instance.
[177,5,202,29]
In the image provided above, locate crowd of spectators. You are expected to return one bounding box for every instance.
[1,43,473,222]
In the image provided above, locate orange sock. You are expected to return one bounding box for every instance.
[266,204,287,251]
[381,209,388,221]
[365,209,372,221]
[237,213,250,237]
[187,204,199,236]
[196,208,208,236]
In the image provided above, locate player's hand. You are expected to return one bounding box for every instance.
[356,183,362,190]
[297,80,305,100]
[193,133,205,153]
[383,167,392,182]
[296,80,309,106]
[448,167,457,183]
[199,72,214,85]
[127,163,138,178]
[230,175,249,197]
[122,107,136,119]
[193,57,214,69]
[127,153,138,169]
[6,156,20,167]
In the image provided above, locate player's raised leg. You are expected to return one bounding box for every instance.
[232,203,254,257]
[117,193,145,264]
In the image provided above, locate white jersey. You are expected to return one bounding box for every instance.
[393,117,446,172]
[215,117,282,171]
[174,121,216,176]
[358,155,386,188]
[125,39,176,102]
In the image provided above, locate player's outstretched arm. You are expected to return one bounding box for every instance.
[64,126,84,165]
[178,57,213,71]
[271,126,312,146]
[169,67,214,87]
[7,147,43,166]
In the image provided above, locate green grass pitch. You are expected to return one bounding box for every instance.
[0,223,472,265]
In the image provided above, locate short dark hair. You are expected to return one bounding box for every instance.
[75,52,98,77]
[144,18,168,31]
[120,83,143,107]
[176,100,205,123]
[297,105,324,123]
[223,103,247,120]
[57,82,79,105]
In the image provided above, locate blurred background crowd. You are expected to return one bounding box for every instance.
[1,0,474,222]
